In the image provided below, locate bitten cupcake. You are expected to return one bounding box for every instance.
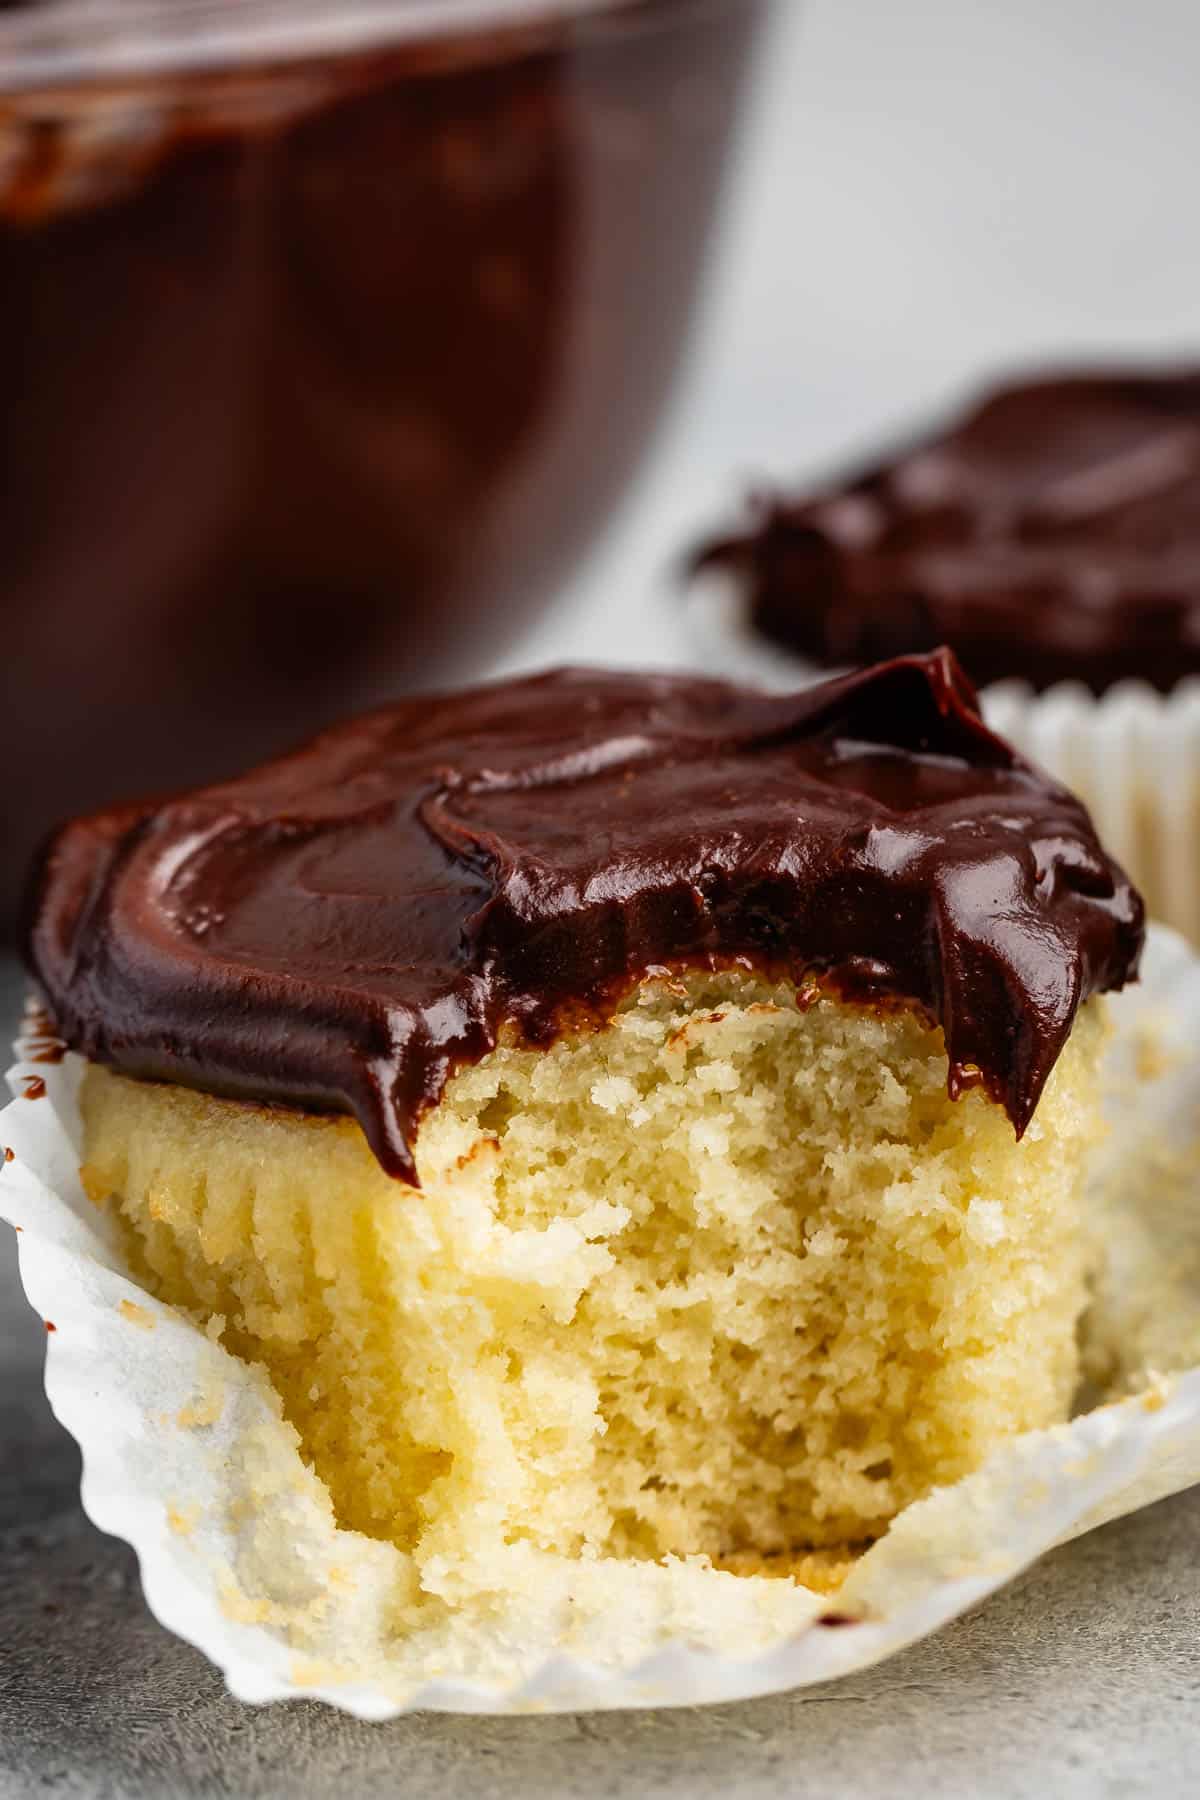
[22,652,1142,1618]
[689,365,1200,938]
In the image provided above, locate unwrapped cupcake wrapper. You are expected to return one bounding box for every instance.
[3,926,1200,1716]
[686,573,1200,944]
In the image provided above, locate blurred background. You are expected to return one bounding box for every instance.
[500,0,1200,669]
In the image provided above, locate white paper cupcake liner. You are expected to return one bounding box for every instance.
[686,573,1200,943]
[3,926,1200,1716]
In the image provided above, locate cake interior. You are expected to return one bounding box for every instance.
[80,974,1106,1595]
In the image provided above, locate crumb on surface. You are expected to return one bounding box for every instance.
[118,1298,156,1330]
[176,1383,226,1431]
[290,1656,352,1688]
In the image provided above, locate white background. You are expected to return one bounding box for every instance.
[498,0,1200,674]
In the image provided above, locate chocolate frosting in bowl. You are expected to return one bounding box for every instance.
[24,651,1143,1183]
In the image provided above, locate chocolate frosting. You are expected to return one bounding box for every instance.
[696,367,1200,693]
[23,652,1143,1184]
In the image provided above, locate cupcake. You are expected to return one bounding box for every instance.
[690,365,1200,936]
[692,366,1200,692]
[22,652,1142,1612]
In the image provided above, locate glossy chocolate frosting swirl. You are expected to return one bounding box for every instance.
[696,367,1200,693]
[23,652,1143,1183]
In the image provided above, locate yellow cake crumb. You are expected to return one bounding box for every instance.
[79,973,1107,1616]
[118,1298,156,1329]
[176,1383,226,1431]
[712,1546,861,1594]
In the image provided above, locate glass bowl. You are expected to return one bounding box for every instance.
[0,0,767,930]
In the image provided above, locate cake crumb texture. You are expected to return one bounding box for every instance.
[79,976,1106,1604]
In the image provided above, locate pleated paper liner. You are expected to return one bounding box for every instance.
[2,926,1199,1713]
